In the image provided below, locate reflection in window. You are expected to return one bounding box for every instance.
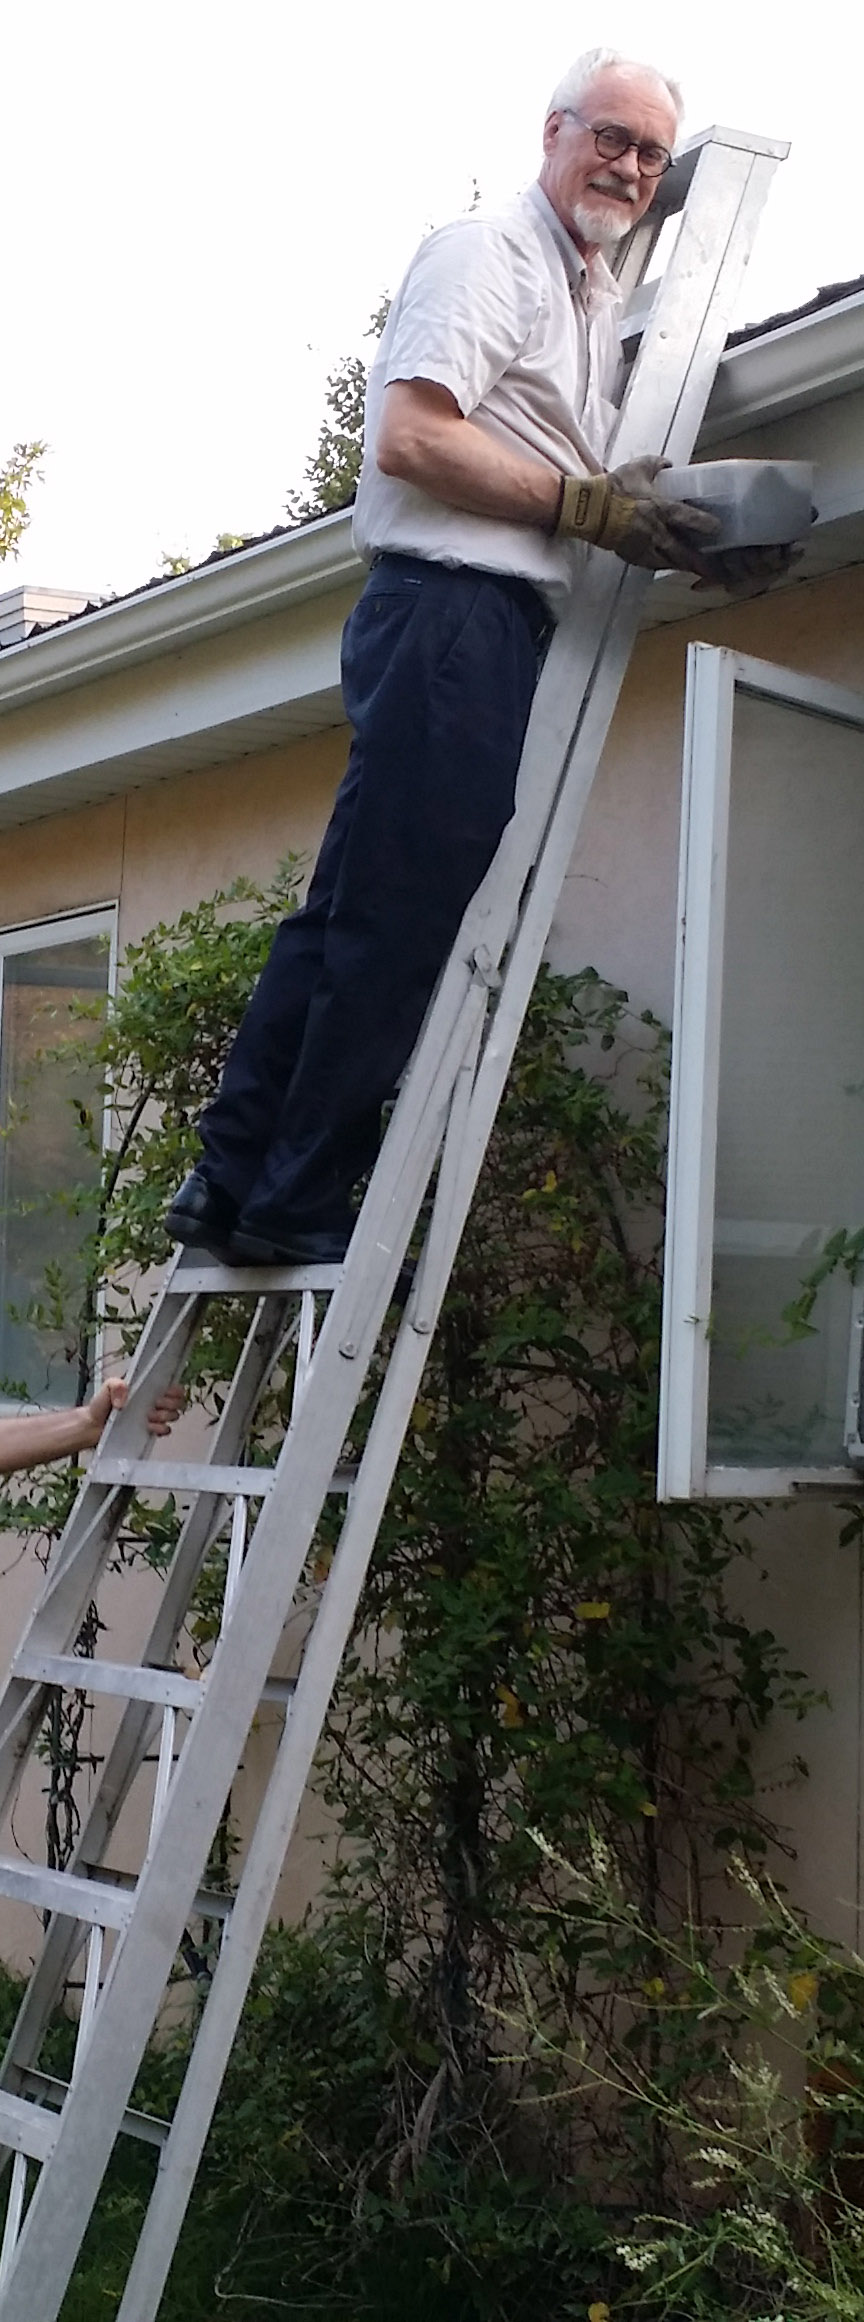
[0,931,111,1407]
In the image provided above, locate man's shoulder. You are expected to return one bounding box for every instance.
[400,195,547,309]
[421,191,543,259]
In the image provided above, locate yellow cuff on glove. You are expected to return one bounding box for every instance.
[554,473,620,547]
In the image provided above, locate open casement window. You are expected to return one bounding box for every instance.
[658,647,864,1500]
[0,907,116,1408]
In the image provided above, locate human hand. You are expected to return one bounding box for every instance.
[79,1378,185,1448]
[607,458,721,575]
[145,1385,186,1436]
[691,542,803,595]
[554,460,720,575]
[79,1378,128,1447]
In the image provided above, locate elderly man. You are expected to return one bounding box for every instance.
[166,49,775,1268]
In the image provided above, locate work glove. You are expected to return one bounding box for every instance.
[691,542,803,596]
[555,455,721,576]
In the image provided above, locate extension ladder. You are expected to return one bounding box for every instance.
[0,122,786,2321]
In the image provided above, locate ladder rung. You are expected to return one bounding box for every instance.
[15,2070,169,2150]
[88,1457,357,1496]
[101,1865,234,1926]
[13,1653,203,1713]
[0,1858,134,1932]
[89,1458,276,1496]
[261,1677,296,1708]
[167,1259,343,1294]
[0,2087,60,2163]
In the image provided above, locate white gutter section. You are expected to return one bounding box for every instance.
[0,290,863,725]
[0,509,359,712]
[700,285,864,441]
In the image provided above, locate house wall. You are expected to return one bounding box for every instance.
[0,723,347,941]
[0,562,861,1968]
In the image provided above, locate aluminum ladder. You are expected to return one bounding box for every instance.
[0,122,786,2322]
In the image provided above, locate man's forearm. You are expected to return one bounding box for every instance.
[0,1407,95,1476]
[377,381,565,530]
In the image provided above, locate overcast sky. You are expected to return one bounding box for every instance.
[3,0,862,599]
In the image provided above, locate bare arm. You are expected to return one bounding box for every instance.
[0,1379,185,1477]
[376,379,562,530]
[376,382,743,581]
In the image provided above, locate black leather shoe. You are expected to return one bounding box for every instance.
[225,1219,415,1307]
[165,1170,238,1252]
[226,1222,351,1267]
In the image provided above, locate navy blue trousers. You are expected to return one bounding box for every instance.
[198,553,549,1235]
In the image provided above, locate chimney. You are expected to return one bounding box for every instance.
[0,584,94,650]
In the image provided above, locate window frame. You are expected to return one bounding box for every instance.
[0,902,118,1411]
[658,645,864,1501]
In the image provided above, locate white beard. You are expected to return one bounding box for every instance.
[571,191,637,252]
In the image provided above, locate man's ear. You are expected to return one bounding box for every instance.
[542,111,563,160]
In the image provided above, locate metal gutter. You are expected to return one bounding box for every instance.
[0,509,359,712]
[699,286,864,441]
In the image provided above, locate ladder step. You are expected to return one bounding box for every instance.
[88,1457,356,1496]
[14,2070,169,2150]
[103,1865,234,1925]
[261,1676,296,1708]
[0,2087,60,2163]
[167,1258,343,1295]
[0,1859,134,1932]
[89,1458,276,1496]
[13,1653,203,1713]
[12,1651,295,1718]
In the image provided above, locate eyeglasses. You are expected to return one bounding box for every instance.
[561,108,673,178]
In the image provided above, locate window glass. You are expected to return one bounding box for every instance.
[0,932,110,1406]
[708,692,864,1468]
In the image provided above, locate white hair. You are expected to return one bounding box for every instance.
[547,47,684,131]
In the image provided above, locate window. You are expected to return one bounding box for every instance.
[658,647,864,1499]
[0,909,116,1408]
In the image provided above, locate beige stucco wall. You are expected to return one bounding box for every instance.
[0,562,862,1970]
[0,722,348,939]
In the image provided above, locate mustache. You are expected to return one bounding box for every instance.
[587,177,638,204]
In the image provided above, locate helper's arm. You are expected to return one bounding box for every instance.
[0,1380,185,1477]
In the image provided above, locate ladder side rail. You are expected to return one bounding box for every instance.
[0,1293,292,2102]
[0,130,787,2322]
[0,1487,134,1802]
[620,146,784,465]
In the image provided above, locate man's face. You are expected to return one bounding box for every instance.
[541,66,678,253]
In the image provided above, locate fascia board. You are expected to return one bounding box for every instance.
[0,510,360,715]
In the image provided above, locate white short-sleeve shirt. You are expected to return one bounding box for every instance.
[352,183,624,615]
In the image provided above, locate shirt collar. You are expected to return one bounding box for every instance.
[525,181,623,313]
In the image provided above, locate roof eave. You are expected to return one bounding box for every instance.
[699,287,864,443]
[0,509,358,711]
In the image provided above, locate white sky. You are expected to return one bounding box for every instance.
[4,0,863,599]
